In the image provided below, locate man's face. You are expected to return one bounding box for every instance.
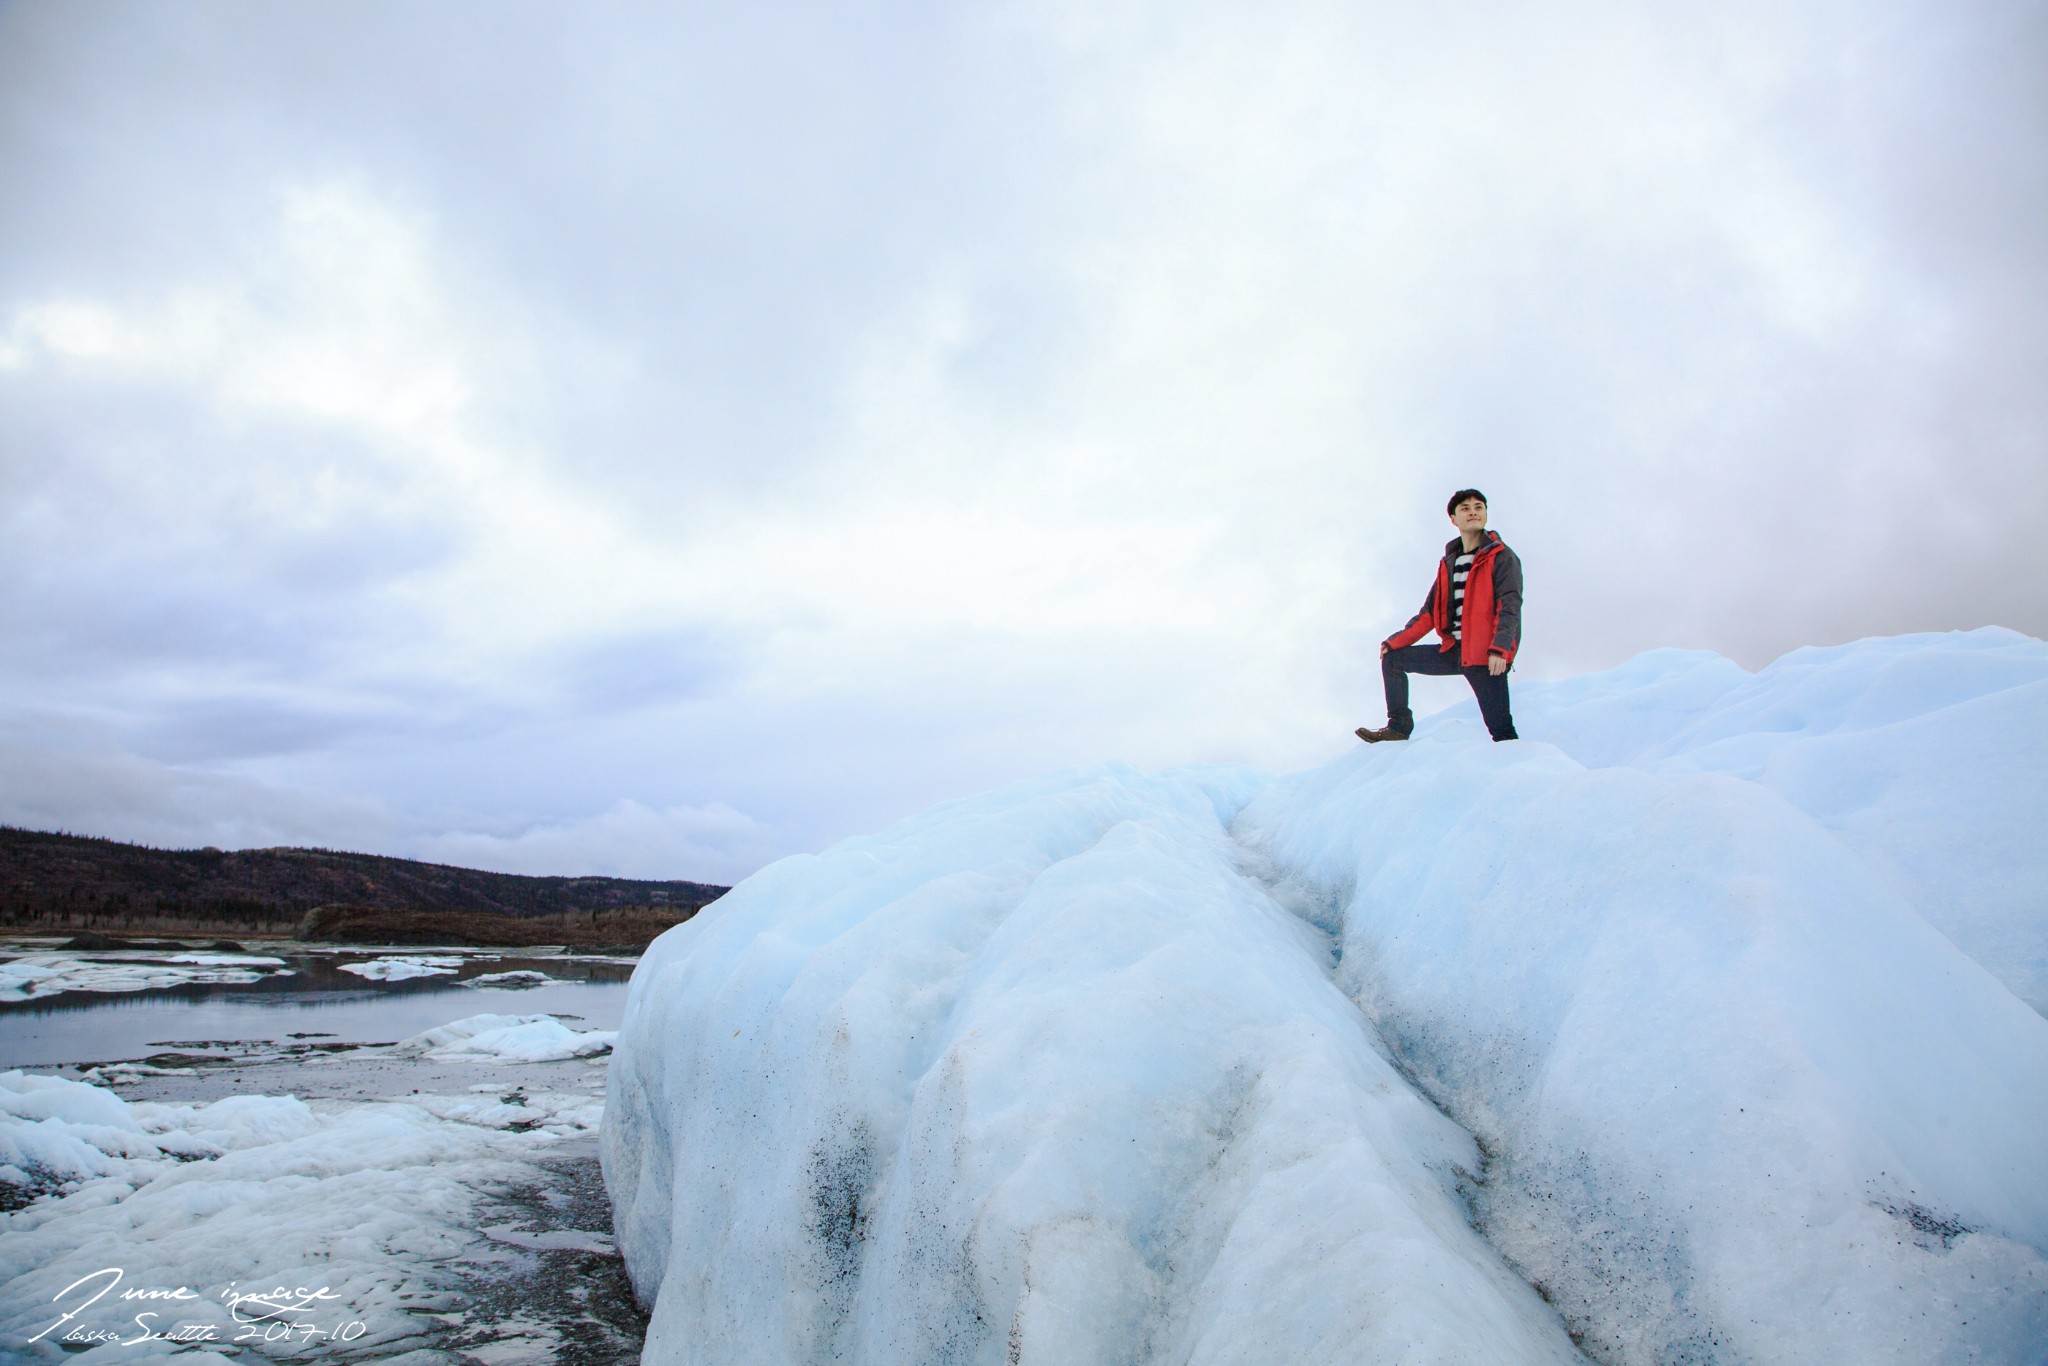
[1450,497,1488,535]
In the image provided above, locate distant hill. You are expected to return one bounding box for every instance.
[0,826,728,943]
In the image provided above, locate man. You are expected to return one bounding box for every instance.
[1358,488,1522,743]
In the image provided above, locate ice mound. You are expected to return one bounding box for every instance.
[1429,627,2048,1013]
[399,1013,616,1062]
[606,766,1584,1363]
[337,954,466,981]
[605,630,2048,1365]
[1238,730,2048,1362]
[1,1069,189,1195]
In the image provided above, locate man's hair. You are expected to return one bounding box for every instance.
[1446,488,1487,516]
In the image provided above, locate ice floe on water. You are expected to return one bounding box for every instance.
[605,629,2048,1365]
[336,955,467,981]
[460,969,556,989]
[0,954,293,1002]
[399,1013,618,1063]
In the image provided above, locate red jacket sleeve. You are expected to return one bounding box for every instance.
[1384,577,1438,651]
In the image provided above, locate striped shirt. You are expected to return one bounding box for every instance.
[1449,549,1476,640]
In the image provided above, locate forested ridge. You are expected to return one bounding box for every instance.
[0,825,726,936]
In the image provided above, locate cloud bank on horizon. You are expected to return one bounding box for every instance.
[1,0,2042,882]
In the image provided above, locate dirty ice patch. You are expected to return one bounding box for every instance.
[400,1014,616,1063]
[406,1085,605,1135]
[0,1070,599,1362]
[336,955,467,981]
[0,954,293,1002]
[605,763,1583,1366]
[1239,724,2048,1364]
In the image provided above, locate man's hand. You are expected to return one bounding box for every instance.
[1487,651,1508,676]
[1381,641,1392,658]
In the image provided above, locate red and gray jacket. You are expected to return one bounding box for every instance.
[1384,530,1523,667]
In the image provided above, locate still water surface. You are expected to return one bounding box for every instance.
[0,947,636,1069]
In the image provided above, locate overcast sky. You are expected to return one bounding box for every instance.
[1,0,2042,882]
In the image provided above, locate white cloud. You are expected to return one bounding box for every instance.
[409,799,776,885]
[4,185,473,439]
[0,0,2041,875]
[0,716,393,854]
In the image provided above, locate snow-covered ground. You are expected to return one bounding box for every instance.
[605,629,2048,1365]
[0,1013,631,1364]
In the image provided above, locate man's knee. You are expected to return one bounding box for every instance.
[1387,645,1456,676]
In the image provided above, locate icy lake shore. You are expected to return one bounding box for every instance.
[0,948,644,1364]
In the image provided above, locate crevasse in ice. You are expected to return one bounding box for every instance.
[603,629,2048,1365]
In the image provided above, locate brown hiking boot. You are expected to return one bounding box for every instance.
[1355,725,1410,743]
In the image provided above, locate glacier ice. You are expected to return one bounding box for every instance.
[606,629,2048,1364]
[605,766,1582,1363]
[1435,626,2048,1014]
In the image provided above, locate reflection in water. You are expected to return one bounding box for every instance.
[0,947,638,1069]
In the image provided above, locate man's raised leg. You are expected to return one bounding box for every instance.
[1363,645,1462,741]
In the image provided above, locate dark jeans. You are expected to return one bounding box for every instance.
[1382,644,1518,741]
